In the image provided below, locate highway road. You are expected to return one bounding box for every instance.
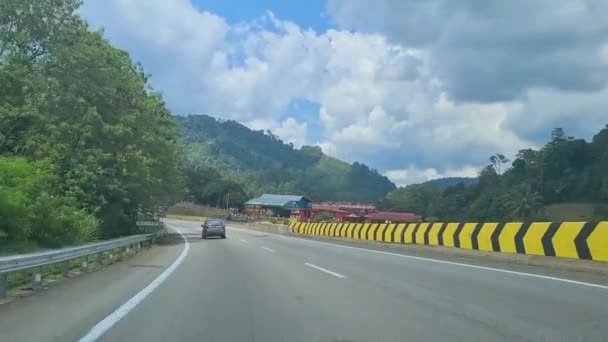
[1,219,608,341]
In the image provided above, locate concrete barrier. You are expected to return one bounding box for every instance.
[289,221,608,262]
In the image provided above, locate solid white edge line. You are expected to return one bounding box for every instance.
[305,262,346,279]
[260,246,275,253]
[79,226,190,342]
[228,227,608,290]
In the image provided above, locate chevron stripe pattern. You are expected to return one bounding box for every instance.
[288,221,608,262]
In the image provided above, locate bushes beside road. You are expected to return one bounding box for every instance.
[0,157,99,249]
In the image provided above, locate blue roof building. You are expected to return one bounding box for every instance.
[244,194,312,217]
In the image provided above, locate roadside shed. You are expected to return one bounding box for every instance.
[244,194,312,218]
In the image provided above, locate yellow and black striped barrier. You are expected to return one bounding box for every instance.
[288,221,608,262]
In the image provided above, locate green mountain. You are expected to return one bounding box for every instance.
[422,177,478,190]
[177,115,396,202]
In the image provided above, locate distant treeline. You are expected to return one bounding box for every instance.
[378,127,608,222]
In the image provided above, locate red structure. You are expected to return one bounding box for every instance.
[364,211,421,223]
[296,208,313,222]
[298,202,421,223]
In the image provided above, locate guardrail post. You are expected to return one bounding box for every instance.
[81,256,89,272]
[62,261,70,278]
[0,273,7,299]
[32,267,42,291]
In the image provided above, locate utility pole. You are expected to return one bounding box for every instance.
[226,192,230,211]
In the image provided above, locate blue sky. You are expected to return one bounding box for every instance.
[192,0,332,32]
[200,0,330,144]
[81,0,608,185]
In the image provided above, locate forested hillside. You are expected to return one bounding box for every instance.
[379,127,608,222]
[0,0,183,249]
[422,177,478,190]
[178,115,396,203]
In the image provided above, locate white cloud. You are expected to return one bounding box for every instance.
[327,0,608,102]
[385,165,480,187]
[273,118,308,148]
[81,0,608,186]
[318,141,337,156]
[506,86,608,140]
[330,106,410,148]
[82,0,228,115]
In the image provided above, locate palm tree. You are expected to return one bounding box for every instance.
[504,184,543,221]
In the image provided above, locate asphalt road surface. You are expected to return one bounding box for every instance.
[1,219,608,342]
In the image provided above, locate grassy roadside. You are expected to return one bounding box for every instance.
[0,241,45,257]
[1,240,156,305]
[167,203,228,218]
[165,214,207,222]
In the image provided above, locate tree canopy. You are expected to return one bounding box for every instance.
[1,0,184,244]
[378,125,608,222]
[183,165,248,209]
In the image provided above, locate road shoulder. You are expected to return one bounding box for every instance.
[0,233,185,342]
[232,224,608,286]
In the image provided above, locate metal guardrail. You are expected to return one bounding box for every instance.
[0,224,166,298]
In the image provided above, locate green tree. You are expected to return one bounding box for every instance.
[378,184,439,218]
[478,165,500,189]
[431,182,468,221]
[1,0,184,239]
[0,156,99,246]
[540,128,591,203]
[465,189,509,222]
[600,178,608,201]
[184,165,248,208]
[503,184,544,221]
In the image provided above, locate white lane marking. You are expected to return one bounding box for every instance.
[305,263,346,279]
[228,227,608,290]
[79,227,190,341]
[260,246,275,253]
[240,238,249,243]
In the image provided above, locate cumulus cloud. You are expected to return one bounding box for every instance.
[81,0,608,186]
[385,165,480,186]
[327,0,608,102]
[273,118,308,148]
[330,106,410,148]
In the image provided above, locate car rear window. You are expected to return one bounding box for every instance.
[207,219,223,225]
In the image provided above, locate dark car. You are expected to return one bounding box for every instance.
[202,218,226,239]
